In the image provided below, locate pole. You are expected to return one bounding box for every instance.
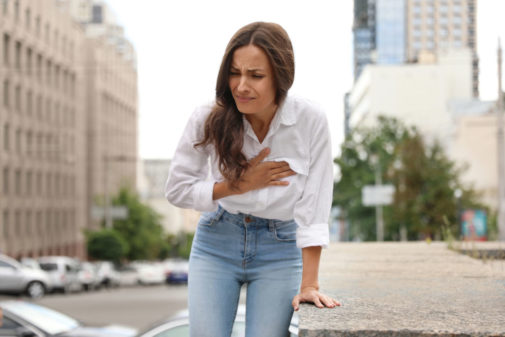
[375,159,384,242]
[497,39,505,241]
[104,155,112,229]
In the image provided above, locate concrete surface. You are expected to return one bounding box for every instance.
[298,242,505,337]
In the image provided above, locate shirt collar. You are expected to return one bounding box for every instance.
[242,96,297,141]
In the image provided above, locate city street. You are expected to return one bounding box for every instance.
[1,285,189,330]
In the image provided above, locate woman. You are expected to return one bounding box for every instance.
[165,21,339,337]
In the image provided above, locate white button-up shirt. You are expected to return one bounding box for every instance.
[165,95,333,248]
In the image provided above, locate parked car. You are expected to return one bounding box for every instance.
[19,258,42,271]
[77,262,100,291]
[162,259,188,284]
[117,265,140,287]
[0,254,52,299]
[94,262,121,288]
[37,256,82,294]
[0,300,137,337]
[129,262,164,286]
[136,304,298,337]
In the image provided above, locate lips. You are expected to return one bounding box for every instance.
[236,96,254,103]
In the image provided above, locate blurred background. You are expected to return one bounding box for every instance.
[0,0,504,331]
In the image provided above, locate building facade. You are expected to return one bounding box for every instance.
[348,49,473,146]
[0,0,137,259]
[352,0,478,97]
[0,0,87,258]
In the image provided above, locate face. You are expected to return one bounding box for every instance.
[228,44,277,119]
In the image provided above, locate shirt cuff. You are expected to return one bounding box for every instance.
[296,223,330,249]
[193,181,218,212]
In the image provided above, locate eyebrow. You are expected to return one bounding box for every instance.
[230,66,265,73]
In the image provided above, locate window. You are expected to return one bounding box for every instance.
[26,130,33,155]
[14,0,19,20]
[3,123,9,151]
[37,53,42,81]
[26,171,33,196]
[92,5,103,23]
[36,94,42,120]
[3,167,9,194]
[45,23,49,44]
[46,59,51,85]
[25,7,31,29]
[3,80,9,108]
[15,169,21,195]
[35,15,40,35]
[26,90,32,115]
[36,171,42,195]
[2,211,9,240]
[3,33,10,65]
[14,210,20,237]
[26,47,32,75]
[15,128,21,153]
[14,85,21,112]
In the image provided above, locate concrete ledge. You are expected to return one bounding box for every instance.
[299,242,505,337]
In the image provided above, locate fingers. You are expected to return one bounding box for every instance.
[321,295,340,308]
[292,295,300,311]
[250,147,270,166]
[292,291,341,311]
[270,170,296,182]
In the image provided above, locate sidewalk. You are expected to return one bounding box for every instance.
[298,242,505,337]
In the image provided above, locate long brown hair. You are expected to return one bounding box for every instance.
[195,22,295,188]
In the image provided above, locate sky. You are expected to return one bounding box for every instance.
[105,0,504,159]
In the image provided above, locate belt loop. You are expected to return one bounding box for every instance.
[268,219,274,232]
[209,205,225,226]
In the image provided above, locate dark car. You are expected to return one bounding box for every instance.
[0,301,137,337]
[136,304,298,337]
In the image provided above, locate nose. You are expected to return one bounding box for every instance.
[237,76,249,93]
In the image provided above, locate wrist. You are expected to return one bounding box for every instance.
[300,283,319,292]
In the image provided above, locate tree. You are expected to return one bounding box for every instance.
[86,229,128,263]
[110,187,166,260]
[334,116,486,241]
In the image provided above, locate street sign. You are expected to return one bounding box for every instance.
[91,206,129,220]
[362,185,395,206]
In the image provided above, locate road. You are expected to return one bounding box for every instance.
[1,284,248,331]
[1,285,189,330]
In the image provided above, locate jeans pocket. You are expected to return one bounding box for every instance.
[197,206,224,227]
[273,220,297,242]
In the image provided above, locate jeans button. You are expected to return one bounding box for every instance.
[245,216,252,223]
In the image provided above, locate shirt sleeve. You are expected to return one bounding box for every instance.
[293,111,333,249]
[164,106,218,212]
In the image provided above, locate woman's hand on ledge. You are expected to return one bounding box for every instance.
[292,287,340,311]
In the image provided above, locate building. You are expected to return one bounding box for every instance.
[352,0,478,97]
[348,48,498,211]
[0,0,137,259]
[66,0,138,231]
[348,49,473,146]
[1,0,87,258]
[138,159,200,234]
[449,100,497,210]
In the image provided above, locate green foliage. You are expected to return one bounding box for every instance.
[86,229,128,263]
[334,116,486,241]
[111,187,166,260]
[163,232,194,260]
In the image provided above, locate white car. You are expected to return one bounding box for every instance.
[77,261,101,291]
[130,262,165,285]
[0,254,52,299]
[94,261,121,288]
[37,256,83,294]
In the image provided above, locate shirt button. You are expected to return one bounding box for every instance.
[245,216,252,223]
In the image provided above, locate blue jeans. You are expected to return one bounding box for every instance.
[188,205,302,337]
